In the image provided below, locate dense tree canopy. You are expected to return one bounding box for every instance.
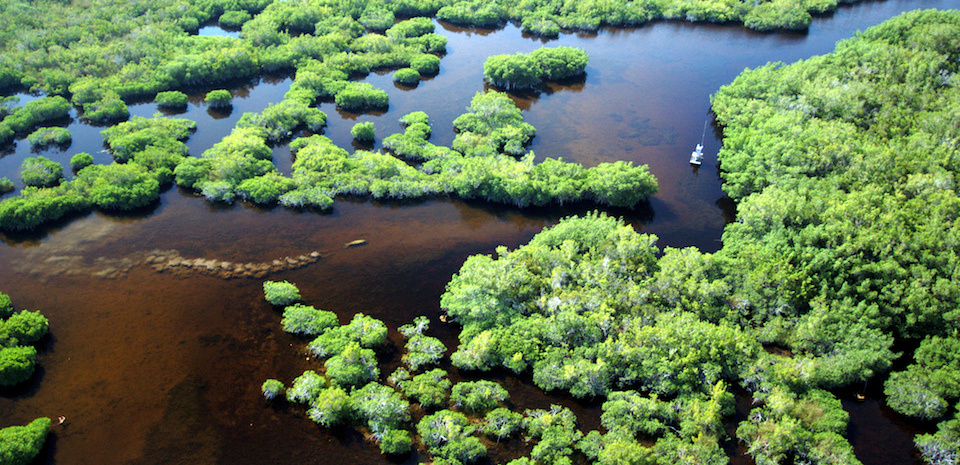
[0,417,52,465]
[0,292,49,387]
[484,46,588,89]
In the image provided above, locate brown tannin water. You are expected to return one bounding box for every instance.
[2,1,959,463]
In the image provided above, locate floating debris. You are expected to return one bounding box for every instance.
[344,239,367,248]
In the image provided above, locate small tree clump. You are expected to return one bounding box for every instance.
[409,54,440,75]
[399,112,430,128]
[451,380,509,413]
[205,89,233,108]
[261,379,284,400]
[379,429,412,455]
[0,178,13,195]
[155,91,188,109]
[0,417,52,465]
[27,127,71,147]
[334,82,389,110]
[281,304,338,336]
[70,152,94,172]
[263,280,301,306]
[219,10,252,28]
[393,68,420,85]
[20,156,63,187]
[351,122,375,142]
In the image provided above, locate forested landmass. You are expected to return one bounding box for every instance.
[437,9,960,465]
[0,1,657,230]
[711,10,960,454]
[0,117,195,230]
[0,0,867,103]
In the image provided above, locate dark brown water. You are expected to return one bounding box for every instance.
[2,1,959,463]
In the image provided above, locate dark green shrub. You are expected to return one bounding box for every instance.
[4,97,70,134]
[155,91,188,109]
[0,185,90,231]
[236,172,297,204]
[0,310,49,347]
[27,127,71,147]
[0,178,13,196]
[206,89,233,108]
[281,304,338,336]
[530,46,589,80]
[359,5,395,32]
[351,122,375,141]
[335,82,389,110]
[219,10,252,28]
[70,153,94,172]
[0,346,37,386]
[0,417,51,465]
[263,280,301,306]
[78,163,161,210]
[409,54,440,75]
[401,369,451,410]
[82,92,129,123]
[393,68,420,85]
[379,429,412,455]
[0,293,12,319]
[20,157,63,187]
[451,380,509,413]
[261,379,284,400]
[325,342,379,388]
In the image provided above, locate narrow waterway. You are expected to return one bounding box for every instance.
[1,1,958,463]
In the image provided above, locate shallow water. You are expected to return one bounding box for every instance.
[2,1,959,463]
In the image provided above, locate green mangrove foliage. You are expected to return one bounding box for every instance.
[175,98,327,204]
[20,157,63,188]
[0,0,868,115]
[0,97,71,145]
[916,408,960,465]
[708,9,960,463]
[0,292,49,387]
[262,278,766,464]
[484,46,589,89]
[70,153,93,172]
[451,91,537,156]
[439,210,882,463]
[205,89,233,108]
[393,67,421,85]
[263,280,301,306]
[0,417,52,465]
[155,91,188,110]
[884,335,960,420]
[185,92,655,211]
[350,121,376,142]
[26,127,71,147]
[0,0,841,147]
[0,178,13,196]
[334,82,389,110]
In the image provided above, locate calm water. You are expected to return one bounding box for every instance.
[1,1,958,463]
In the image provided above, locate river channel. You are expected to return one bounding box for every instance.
[1,1,958,463]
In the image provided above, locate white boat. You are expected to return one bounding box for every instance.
[690,143,703,165]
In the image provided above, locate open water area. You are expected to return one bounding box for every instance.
[1,1,959,463]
